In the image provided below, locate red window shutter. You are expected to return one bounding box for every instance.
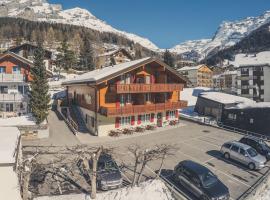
[137,115,141,125]
[115,117,120,128]
[150,113,155,122]
[175,110,179,118]
[166,111,169,120]
[131,116,135,125]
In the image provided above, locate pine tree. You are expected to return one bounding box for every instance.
[56,40,76,72]
[79,36,95,71]
[163,49,175,68]
[29,43,50,125]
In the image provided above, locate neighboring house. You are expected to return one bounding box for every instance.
[231,52,270,102]
[177,64,213,87]
[0,52,51,118]
[175,60,196,69]
[62,57,188,136]
[5,43,56,73]
[195,92,254,121]
[96,48,133,69]
[213,70,237,94]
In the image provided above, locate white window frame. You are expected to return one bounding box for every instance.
[120,116,132,127]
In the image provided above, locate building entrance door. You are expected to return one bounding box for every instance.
[157,112,163,127]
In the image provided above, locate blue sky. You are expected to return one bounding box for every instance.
[48,0,270,48]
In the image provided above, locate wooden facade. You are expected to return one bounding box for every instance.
[64,58,188,136]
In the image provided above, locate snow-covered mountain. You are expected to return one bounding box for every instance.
[170,10,270,60]
[0,0,159,51]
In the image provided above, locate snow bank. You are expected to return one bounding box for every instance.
[0,114,36,126]
[35,180,174,200]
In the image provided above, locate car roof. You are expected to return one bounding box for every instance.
[179,160,210,176]
[242,136,262,142]
[98,153,113,162]
[228,141,251,150]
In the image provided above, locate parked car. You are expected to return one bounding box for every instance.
[173,160,230,200]
[92,154,123,190]
[239,136,270,160]
[220,141,266,170]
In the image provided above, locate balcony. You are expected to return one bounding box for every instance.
[115,84,183,94]
[100,101,188,117]
[0,73,25,82]
[0,93,28,102]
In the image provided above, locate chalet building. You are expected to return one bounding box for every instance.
[96,48,133,69]
[0,52,51,118]
[231,52,270,102]
[5,43,56,73]
[62,57,188,136]
[178,64,213,87]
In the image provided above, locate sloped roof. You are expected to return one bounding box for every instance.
[62,57,188,85]
[199,92,254,105]
[98,48,133,60]
[5,43,52,56]
[178,64,205,71]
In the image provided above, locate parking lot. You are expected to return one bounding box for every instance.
[107,120,270,200]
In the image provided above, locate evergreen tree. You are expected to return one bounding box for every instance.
[79,36,95,71]
[56,40,76,72]
[29,43,50,125]
[163,49,175,68]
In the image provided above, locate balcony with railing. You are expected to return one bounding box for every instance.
[0,93,28,102]
[0,73,25,82]
[115,84,184,94]
[100,100,188,117]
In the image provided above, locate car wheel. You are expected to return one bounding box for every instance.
[248,163,255,170]
[224,152,230,159]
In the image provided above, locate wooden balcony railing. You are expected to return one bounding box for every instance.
[115,84,184,93]
[100,101,188,117]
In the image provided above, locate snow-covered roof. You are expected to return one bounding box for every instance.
[62,57,151,85]
[199,92,255,105]
[178,64,205,71]
[181,87,213,106]
[231,51,270,67]
[228,102,270,109]
[0,127,20,164]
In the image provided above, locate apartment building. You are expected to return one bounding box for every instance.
[178,64,213,87]
[213,70,237,94]
[96,48,133,69]
[232,52,270,102]
[62,57,188,136]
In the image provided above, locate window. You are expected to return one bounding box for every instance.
[231,145,239,153]
[228,113,237,120]
[18,85,24,94]
[0,66,6,73]
[223,143,232,149]
[250,118,254,124]
[145,93,151,102]
[239,148,246,156]
[169,111,176,119]
[120,116,132,126]
[126,94,132,104]
[12,66,21,74]
[141,114,151,124]
[0,86,8,94]
[85,94,92,104]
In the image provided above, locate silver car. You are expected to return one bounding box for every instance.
[220,141,266,170]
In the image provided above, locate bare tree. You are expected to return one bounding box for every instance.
[20,145,113,200]
[128,144,142,187]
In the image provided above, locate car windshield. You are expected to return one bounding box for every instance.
[98,160,118,171]
[259,140,270,150]
[247,148,258,157]
[201,171,218,187]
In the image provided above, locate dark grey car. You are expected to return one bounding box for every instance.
[173,160,230,200]
[92,154,123,190]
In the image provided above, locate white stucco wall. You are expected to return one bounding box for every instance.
[263,66,270,102]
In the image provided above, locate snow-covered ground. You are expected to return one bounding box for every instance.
[0,114,36,126]
[35,180,173,200]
